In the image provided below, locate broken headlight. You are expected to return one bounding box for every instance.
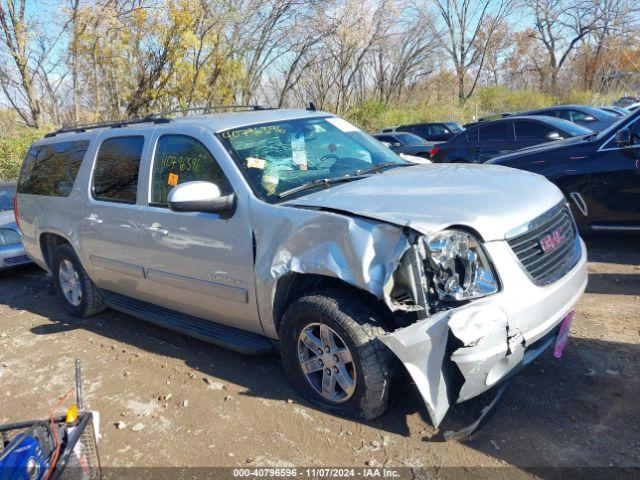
[421,230,498,301]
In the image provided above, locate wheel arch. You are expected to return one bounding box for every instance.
[272,272,393,336]
[39,231,74,271]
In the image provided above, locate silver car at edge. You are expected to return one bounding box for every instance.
[15,109,587,428]
[0,181,31,270]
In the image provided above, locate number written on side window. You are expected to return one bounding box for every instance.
[17,141,89,197]
[151,135,231,207]
[93,136,144,204]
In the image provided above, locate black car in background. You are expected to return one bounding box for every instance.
[372,132,434,159]
[515,105,617,132]
[429,116,593,164]
[488,110,640,233]
[382,121,464,141]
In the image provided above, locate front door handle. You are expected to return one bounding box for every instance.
[84,215,103,225]
[144,224,168,236]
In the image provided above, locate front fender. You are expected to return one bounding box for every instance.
[249,199,411,339]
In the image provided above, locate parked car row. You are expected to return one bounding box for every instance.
[376,102,639,235]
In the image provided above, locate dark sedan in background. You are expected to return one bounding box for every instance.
[381,121,464,141]
[429,116,593,164]
[516,105,617,132]
[489,110,640,233]
[373,132,435,159]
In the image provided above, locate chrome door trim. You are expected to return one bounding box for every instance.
[89,254,145,278]
[569,192,588,217]
[590,224,640,232]
[146,268,248,303]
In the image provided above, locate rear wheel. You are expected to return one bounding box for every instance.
[280,289,396,420]
[52,244,105,317]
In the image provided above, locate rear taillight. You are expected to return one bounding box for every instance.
[429,147,440,157]
[13,195,21,232]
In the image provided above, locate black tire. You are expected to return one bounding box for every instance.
[52,244,105,317]
[279,288,396,420]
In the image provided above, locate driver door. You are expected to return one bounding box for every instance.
[137,127,262,334]
[587,119,640,227]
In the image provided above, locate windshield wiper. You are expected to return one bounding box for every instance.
[356,161,412,176]
[278,176,363,199]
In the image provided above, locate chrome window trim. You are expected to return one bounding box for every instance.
[505,201,566,240]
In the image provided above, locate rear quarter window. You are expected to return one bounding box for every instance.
[17,141,89,197]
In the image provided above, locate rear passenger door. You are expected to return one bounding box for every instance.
[138,128,261,334]
[79,134,149,297]
[472,121,515,162]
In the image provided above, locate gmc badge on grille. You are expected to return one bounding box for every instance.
[539,229,566,253]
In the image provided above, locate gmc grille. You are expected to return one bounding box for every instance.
[507,204,580,286]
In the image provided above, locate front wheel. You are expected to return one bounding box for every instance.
[279,289,396,420]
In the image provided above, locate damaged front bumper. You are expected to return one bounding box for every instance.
[380,237,588,427]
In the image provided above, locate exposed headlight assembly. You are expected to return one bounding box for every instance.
[0,228,21,246]
[421,230,498,301]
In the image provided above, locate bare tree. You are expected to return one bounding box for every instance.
[0,0,41,126]
[526,0,605,95]
[431,0,514,102]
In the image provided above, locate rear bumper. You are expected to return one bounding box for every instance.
[0,243,31,269]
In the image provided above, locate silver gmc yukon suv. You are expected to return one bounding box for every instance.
[16,108,587,427]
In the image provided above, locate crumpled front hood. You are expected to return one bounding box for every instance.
[287,164,565,241]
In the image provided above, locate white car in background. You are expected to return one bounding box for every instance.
[0,182,31,270]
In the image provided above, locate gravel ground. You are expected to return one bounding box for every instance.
[0,236,638,477]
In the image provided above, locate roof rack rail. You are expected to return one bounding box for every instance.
[163,105,272,116]
[44,115,172,138]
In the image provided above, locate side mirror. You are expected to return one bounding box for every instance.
[583,115,596,122]
[392,142,402,147]
[168,181,235,214]
[545,131,564,141]
[615,128,631,147]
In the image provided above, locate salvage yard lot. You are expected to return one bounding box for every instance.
[0,236,638,475]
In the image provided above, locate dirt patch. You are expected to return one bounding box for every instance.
[0,237,638,474]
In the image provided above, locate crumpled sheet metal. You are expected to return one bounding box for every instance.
[250,202,410,338]
[379,310,451,426]
[381,303,519,427]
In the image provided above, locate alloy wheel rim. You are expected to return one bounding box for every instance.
[297,322,356,403]
[59,259,82,307]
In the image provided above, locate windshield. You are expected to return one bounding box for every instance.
[218,117,405,203]
[0,185,15,211]
[445,122,464,132]
[394,132,425,145]
[582,105,617,119]
[595,109,640,141]
[545,118,593,136]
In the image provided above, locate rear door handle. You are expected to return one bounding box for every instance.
[144,224,168,236]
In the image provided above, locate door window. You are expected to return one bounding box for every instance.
[93,136,144,204]
[478,122,508,141]
[514,121,553,140]
[151,135,232,207]
[428,124,449,136]
[630,119,640,145]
